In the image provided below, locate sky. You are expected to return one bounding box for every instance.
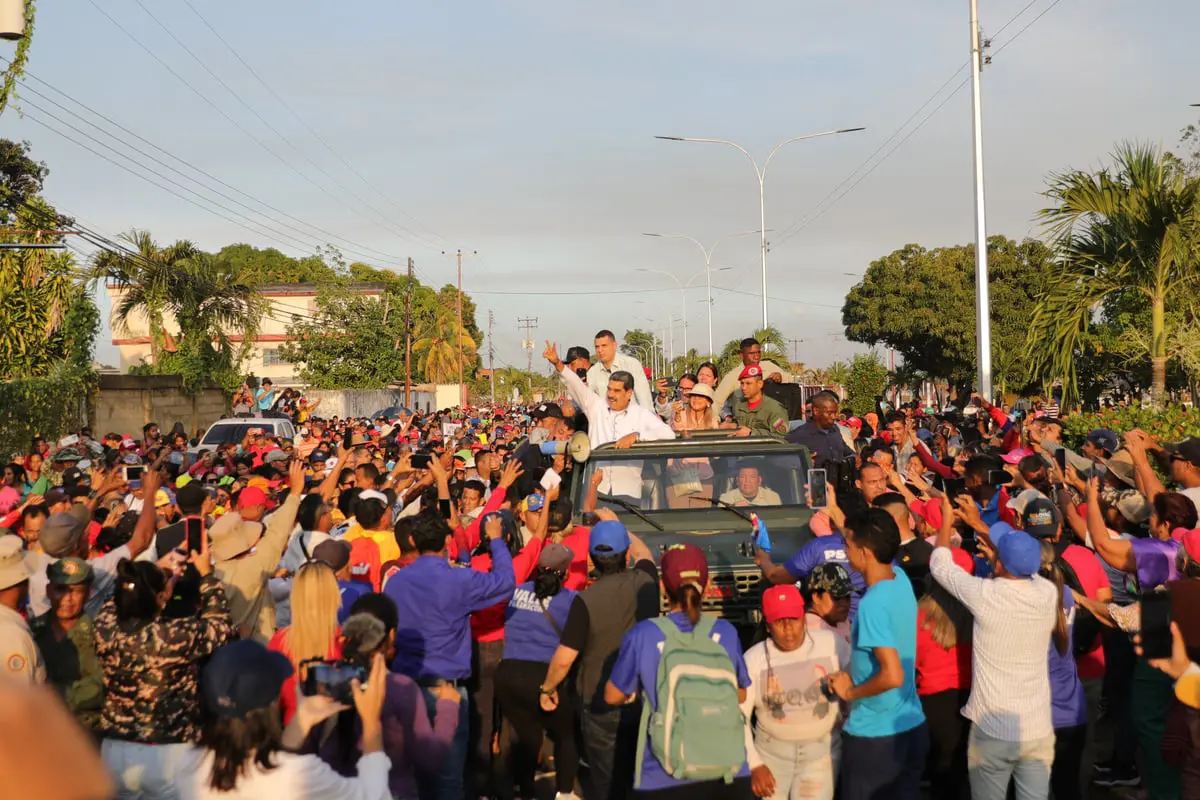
[2,0,1196,375]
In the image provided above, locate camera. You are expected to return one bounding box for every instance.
[300,659,367,704]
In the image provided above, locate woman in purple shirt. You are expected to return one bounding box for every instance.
[495,543,579,800]
[1039,542,1087,800]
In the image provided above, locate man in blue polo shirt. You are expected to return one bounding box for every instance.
[384,507,515,800]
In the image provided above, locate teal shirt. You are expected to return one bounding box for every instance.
[845,567,925,737]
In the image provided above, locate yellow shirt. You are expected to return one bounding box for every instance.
[343,526,400,565]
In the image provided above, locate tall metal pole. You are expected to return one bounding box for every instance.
[757,175,768,328]
[970,0,993,399]
[443,249,476,406]
[487,310,496,404]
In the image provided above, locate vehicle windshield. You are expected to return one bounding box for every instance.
[579,449,812,513]
[201,423,265,446]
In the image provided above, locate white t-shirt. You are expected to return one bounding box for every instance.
[740,628,849,766]
[176,748,391,800]
[1181,486,1200,516]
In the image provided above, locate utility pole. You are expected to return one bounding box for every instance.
[443,249,476,407]
[517,316,538,401]
[786,338,803,368]
[404,257,414,409]
[487,310,496,404]
[969,0,993,400]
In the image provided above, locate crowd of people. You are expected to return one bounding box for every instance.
[0,328,1198,800]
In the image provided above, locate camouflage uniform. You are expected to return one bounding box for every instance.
[94,574,234,743]
[732,394,791,439]
[30,612,104,731]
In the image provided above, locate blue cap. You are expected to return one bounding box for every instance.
[1086,428,1119,455]
[201,640,294,718]
[589,519,630,556]
[525,493,545,512]
[989,522,1041,578]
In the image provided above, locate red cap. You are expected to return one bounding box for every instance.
[846,417,863,430]
[237,486,268,509]
[738,365,763,380]
[950,547,976,575]
[762,584,805,623]
[660,543,708,596]
[911,498,943,530]
[1182,529,1200,562]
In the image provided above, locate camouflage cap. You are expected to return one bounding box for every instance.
[805,562,853,599]
[47,557,93,586]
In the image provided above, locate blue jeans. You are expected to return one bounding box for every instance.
[966,726,1054,800]
[418,685,469,800]
[754,730,834,800]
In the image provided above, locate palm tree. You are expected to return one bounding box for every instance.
[826,361,851,388]
[91,230,201,365]
[414,303,476,384]
[172,252,265,366]
[716,326,789,375]
[1031,143,1200,402]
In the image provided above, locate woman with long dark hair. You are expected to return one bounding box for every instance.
[605,542,753,799]
[95,533,233,799]
[176,639,391,799]
[495,544,580,800]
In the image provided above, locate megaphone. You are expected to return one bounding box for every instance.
[539,431,591,463]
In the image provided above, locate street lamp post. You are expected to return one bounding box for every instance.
[643,230,758,356]
[656,128,865,329]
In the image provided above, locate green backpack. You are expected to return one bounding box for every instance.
[634,615,746,788]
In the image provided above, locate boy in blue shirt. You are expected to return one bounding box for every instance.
[828,507,927,800]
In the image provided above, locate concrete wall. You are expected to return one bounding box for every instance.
[302,388,441,419]
[91,375,228,438]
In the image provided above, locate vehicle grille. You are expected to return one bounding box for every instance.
[660,569,765,624]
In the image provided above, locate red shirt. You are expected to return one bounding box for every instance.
[268,627,342,724]
[916,608,973,695]
[1061,543,1109,680]
[469,536,543,642]
[558,525,593,591]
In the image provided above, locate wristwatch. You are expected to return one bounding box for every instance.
[539,684,556,695]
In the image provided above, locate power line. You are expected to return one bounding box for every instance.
[174,0,450,251]
[772,0,1066,247]
[80,0,434,270]
[126,0,444,254]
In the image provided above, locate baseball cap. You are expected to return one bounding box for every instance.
[237,486,268,509]
[660,543,708,597]
[208,511,265,561]
[524,493,545,513]
[39,512,87,558]
[61,467,84,487]
[176,481,207,511]
[264,450,290,464]
[762,584,805,623]
[950,547,977,575]
[0,536,31,590]
[531,403,564,421]
[47,557,93,586]
[175,475,192,489]
[806,563,853,598]
[43,489,67,508]
[1021,496,1061,539]
[312,539,351,572]
[738,365,764,380]
[1166,438,1200,468]
[341,613,388,659]
[989,522,1041,578]
[1086,429,1119,455]
[53,451,80,463]
[589,519,630,556]
[1181,529,1200,562]
[1000,447,1034,465]
[154,490,172,508]
[201,639,293,719]
[538,543,574,573]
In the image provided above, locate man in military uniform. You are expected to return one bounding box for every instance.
[0,535,44,683]
[30,557,102,731]
[727,365,790,440]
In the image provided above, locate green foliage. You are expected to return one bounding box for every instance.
[0,139,47,223]
[621,329,663,370]
[843,236,1053,397]
[0,363,94,456]
[216,243,338,284]
[1029,142,1200,403]
[472,366,559,404]
[716,327,788,376]
[1060,404,1200,450]
[844,353,889,416]
[279,285,407,389]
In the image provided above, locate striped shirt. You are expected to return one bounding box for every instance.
[929,547,1058,742]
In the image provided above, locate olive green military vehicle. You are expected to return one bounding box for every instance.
[567,431,817,628]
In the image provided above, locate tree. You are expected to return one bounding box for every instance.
[216,243,338,285]
[0,139,48,225]
[279,285,407,389]
[843,236,1054,399]
[844,353,890,416]
[92,230,202,365]
[414,302,477,384]
[1030,142,1200,403]
[621,329,663,371]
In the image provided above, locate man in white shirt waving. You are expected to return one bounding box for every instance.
[585,330,654,409]
[545,341,673,506]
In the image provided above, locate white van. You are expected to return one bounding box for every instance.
[189,417,296,457]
